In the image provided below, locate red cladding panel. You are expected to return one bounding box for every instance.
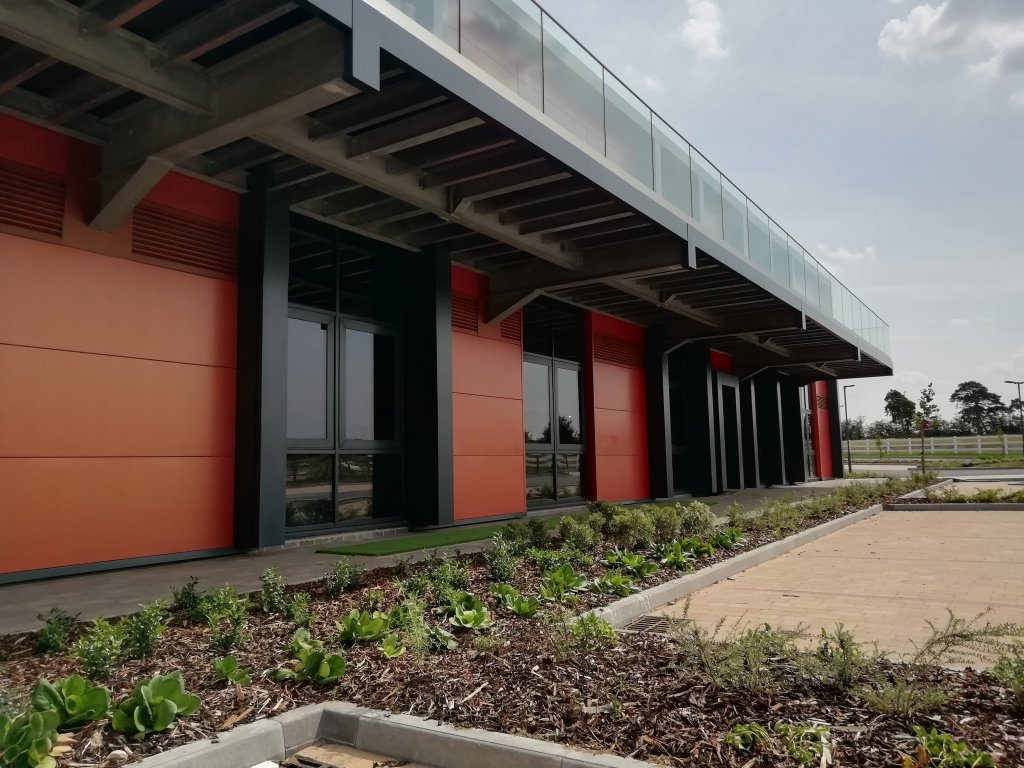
[710,349,735,374]
[809,381,834,479]
[0,115,71,176]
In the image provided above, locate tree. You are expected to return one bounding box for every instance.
[917,383,938,474]
[843,415,866,440]
[1008,398,1024,435]
[883,390,916,435]
[949,381,1005,434]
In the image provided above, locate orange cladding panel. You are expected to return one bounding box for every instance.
[592,362,646,412]
[453,393,523,457]
[594,408,649,456]
[0,115,70,175]
[0,457,234,574]
[592,454,649,502]
[146,172,240,227]
[452,332,522,399]
[453,455,526,520]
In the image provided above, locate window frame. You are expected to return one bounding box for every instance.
[285,308,336,450]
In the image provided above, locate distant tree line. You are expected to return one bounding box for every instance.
[843,380,1024,439]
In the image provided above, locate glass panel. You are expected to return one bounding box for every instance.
[287,318,329,441]
[789,240,804,296]
[542,15,604,152]
[604,72,653,187]
[523,301,552,357]
[818,265,833,318]
[460,0,542,109]
[690,150,723,238]
[652,116,691,216]
[804,252,819,306]
[555,453,584,498]
[385,0,459,48]
[831,276,843,322]
[550,303,581,361]
[523,360,551,443]
[336,454,373,521]
[721,177,747,256]
[525,453,555,501]
[556,367,582,445]
[769,220,789,286]
[289,230,335,311]
[747,203,771,272]
[285,454,333,527]
[344,329,397,441]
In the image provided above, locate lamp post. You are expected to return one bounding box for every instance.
[842,384,855,475]
[1007,380,1024,456]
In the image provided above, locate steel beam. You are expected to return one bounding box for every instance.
[348,102,483,158]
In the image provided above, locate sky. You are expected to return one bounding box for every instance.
[539,0,1024,423]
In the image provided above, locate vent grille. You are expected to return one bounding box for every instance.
[622,615,672,634]
[451,292,479,333]
[816,395,828,411]
[132,203,237,277]
[0,160,65,238]
[500,311,522,344]
[594,332,643,367]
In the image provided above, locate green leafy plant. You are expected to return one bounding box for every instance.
[0,710,73,768]
[677,537,715,557]
[569,615,617,652]
[678,501,716,538]
[725,501,745,529]
[659,541,696,571]
[526,546,592,572]
[616,553,658,579]
[489,583,520,609]
[71,619,124,681]
[483,537,519,582]
[434,590,484,617]
[709,527,747,550]
[273,629,346,685]
[724,722,772,752]
[591,571,637,597]
[30,675,110,730]
[538,564,587,602]
[336,609,390,645]
[449,604,492,631]
[379,634,407,659]
[287,592,313,629]
[773,723,832,765]
[121,601,168,660]
[424,553,470,593]
[359,589,386,613]
[33,609,78,655]
[170,577,205,623]
[427,625,458,652]
[324,558,363,597]
[202,587,250,653]
[558,515,599,552]
[903,726,995,768]
[259,566,288,615]
[509,596,540,618]
[212,656,251,686]
[607,509,656,550]
[992,649,1024,713]
[110,671,201,739]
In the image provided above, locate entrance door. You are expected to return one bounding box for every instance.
[716,374,744,490]
[800,387,817,480]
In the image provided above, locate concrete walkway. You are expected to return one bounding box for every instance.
[0,478,880,636]
[654,509,1024,662]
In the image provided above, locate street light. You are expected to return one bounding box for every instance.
[842,384,855,475]
[1006,380,1024,456]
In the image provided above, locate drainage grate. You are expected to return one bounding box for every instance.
[622,615,673,634]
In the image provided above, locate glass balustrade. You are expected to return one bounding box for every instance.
[377,0,890,355]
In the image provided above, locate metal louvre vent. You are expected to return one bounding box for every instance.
[0,160,65,238]
[593,332,643,368]
[132,203,237,277]
[816,395,828,411]
[451,292,479,333]
[500,311,522,344]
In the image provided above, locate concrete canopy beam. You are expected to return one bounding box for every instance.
[662,308,804,347]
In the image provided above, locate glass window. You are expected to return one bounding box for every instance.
[525,453,555,501]
[769,220,790,287]
[541,15,604,152]
[285,454,334,528]
[524,360,551,443]
[690,150,723,239]
[385,0,459,48]
[604,73,653,187]
[653,116,691,216]
[289,231,335,311]
[287,318,329,441]
[550,304,581,362]
[789,240,805,296]
[556,367,582,445]
[555,453,584,498]
[804,251,819,306]
[721,177,747,256]
[460,0,542,109]
[747,203,771,273]
[344,329,397,442]
[335,454,402,522]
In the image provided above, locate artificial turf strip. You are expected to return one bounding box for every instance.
[317,521,516,556]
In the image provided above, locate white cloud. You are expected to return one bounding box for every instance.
[878,3,954,60]
[818,244,878,275]
[679,0,728,61]
[1010,90,1024,106]
[949,318,971,327]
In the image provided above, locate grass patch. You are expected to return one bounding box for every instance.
[317,518,559,557]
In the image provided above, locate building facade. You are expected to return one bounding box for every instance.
[0,0,889,582]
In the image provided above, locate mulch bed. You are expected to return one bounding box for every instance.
[3,486,1021,767]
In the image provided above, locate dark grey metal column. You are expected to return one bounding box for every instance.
[234,173,289,550]
[827,379,844,479]
[645,326,672,499]
[400,250,454,527]
[668,343,717,495]
[780,376,807,484]
[753,370,786,486]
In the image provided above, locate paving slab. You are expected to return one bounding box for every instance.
[651,510,1024,664]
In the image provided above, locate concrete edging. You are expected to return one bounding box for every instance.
[585,503,885,629]
[883,503,1024,511]
[139,701,656,768]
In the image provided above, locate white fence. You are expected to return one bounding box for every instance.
[844,434,1024,456]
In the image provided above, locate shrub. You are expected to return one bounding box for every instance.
[259,566,288,615]
[483,537,518,582]
[0,710,72,768]
[273,628,346,685]
[558,515,599,552]
[72,619,124,681]
[110,671,201,738]
[570,615,617,652]
[121,601,168,660]
[424,553,470,593]
[858,679,948,717]
[798,624,874,690]
[203,586,250,653]
[359,589,386,613]
[646,505,681,544]
[526,518,549,548]
[588,500,619,531]
[30,675,110,729]
[607,509,656,550]
[992,649,1024,713]
[287,592,313,629]
[494,521,531,553]
[324,558,363,597]
[678,501,716,538]
[526,546,591,571]
[212,656,251,686]
[724,501,745,529]
[34,608,78,655]
[170,577,205,623]
[391,597,433,655]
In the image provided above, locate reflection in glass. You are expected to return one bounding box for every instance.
[555,453,584,498]
[721,177,747,256]
[747,203,771,273]
[460,0,542,108]
[525,453,555,501]
[286,454,333,527]
[653,117,691,216]
[524,361,551,443]
[769,220,790,287]
[345,330,396,441]
[789,240,805,296]
[541,15,604,152]
[289,234,335,311]
[337,454,374,521]
[287,318,328,441]
[385,0,459,48]
[550,304,581,362]
[690,151,723,238]
[604,73,653,187]
[819,266,833,318]
[556,367,582,445]
[803,252,819,306]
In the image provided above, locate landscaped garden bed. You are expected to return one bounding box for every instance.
[3,474,1023,767]
[884,482,1024,510]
